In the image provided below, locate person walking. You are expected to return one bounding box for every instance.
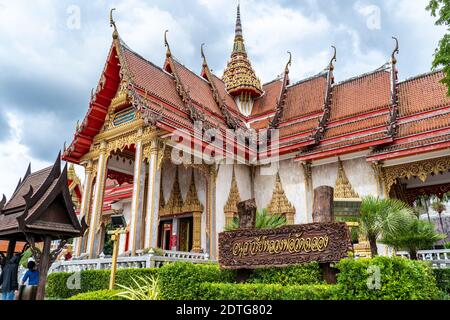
[0,254,21,300]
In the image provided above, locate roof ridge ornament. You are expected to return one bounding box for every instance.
[164,30,172,58]
[110,8,119,40]
[201,43,207,68]
[391,36,399,65]
[328,45,337,72]
[285,51,292,74]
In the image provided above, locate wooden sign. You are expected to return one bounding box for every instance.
[219,222,352,269]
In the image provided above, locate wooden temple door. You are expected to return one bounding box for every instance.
[178,217,193,252]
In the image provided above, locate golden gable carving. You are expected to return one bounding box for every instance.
[267,173,295,224]
[334,159,359,200]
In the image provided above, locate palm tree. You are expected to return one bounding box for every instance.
[358,196,412,257]
[225,208,287,231]
[381,216,446,260]
[431,199,446,235]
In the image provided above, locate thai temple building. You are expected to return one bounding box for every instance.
[62,5,450,260]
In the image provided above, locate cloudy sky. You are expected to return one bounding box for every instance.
[0,0,446,198]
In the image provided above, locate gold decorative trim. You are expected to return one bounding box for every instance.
[383,156,450,195]
[334,159,359,200]
[182,172,203,213]
[267,173,295,224]
[159,168,183,217]
[224,166,241,214]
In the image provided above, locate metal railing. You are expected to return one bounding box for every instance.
[49,250,212,273]
[396,249,450,268]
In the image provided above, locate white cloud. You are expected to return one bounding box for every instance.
[0,113,50,198]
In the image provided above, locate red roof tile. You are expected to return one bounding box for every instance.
[330,70,391,120]
[172,60,223,116]
[123,48,185,111]
[252,80,283,117]
[282,75,327,122]
[398,71,450,117]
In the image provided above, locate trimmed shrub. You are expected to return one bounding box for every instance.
[199,283,340,300]
[158,262,235,300]
[68,289,124,300]
[433,268,450,294]
[46,268,158,299]
[248,262,323,286]
[336,256,440,300]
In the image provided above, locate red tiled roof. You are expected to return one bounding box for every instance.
[330,70,391,120]
[123,48,185,111]
[172,60,223,117]
[398,71,450,117]
[369,71,450,160]
[252,80,283,117]
[282,75,327,122]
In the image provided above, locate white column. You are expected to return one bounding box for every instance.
[75,161,95,256]
[87,142,108,259]
[129,128,144,256]
[144,139,161,249]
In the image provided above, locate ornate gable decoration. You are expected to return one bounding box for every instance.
[160,169,183,216]
[267,173,295,223]
[182,172,203,213]
[224,166,241,214]
[334,159,359,199]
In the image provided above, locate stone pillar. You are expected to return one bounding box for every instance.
[301,161,313,223]
[207,166,217,258]
[75,160,95,257]
[192,211,202,253]
[87,142,108,259]
[144,138,162,249]
[129,128,144,256]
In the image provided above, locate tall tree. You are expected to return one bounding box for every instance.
[427,0,450,94]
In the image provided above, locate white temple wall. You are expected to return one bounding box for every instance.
[215,164,252,233]
[312,157,379,197]
[254,159,310,224]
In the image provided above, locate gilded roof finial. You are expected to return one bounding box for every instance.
[328,45,337,71]
[201,43,207,68]
[164,30,172,58]
[110,8,119,40]
[391,37,399,65]
[285,51,292,74]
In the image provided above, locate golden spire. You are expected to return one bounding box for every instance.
[160,169,183,216]
[334,159,359,199]
[267,173,295,224]
[224,166,241,214]
[182,172,204,213]
[222,2,263,107]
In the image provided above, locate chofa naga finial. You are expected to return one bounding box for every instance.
[110,8,119,40]
[164,30,172,58]
[391,36,399,65]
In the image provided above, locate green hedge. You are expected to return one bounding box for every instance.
[199,283,339,300]
[433,269,450,294]
[158,262,235,300]
[67,289,124,300]
[248,262,323,286]
[46,268,158,299]
[336,256,440,300]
